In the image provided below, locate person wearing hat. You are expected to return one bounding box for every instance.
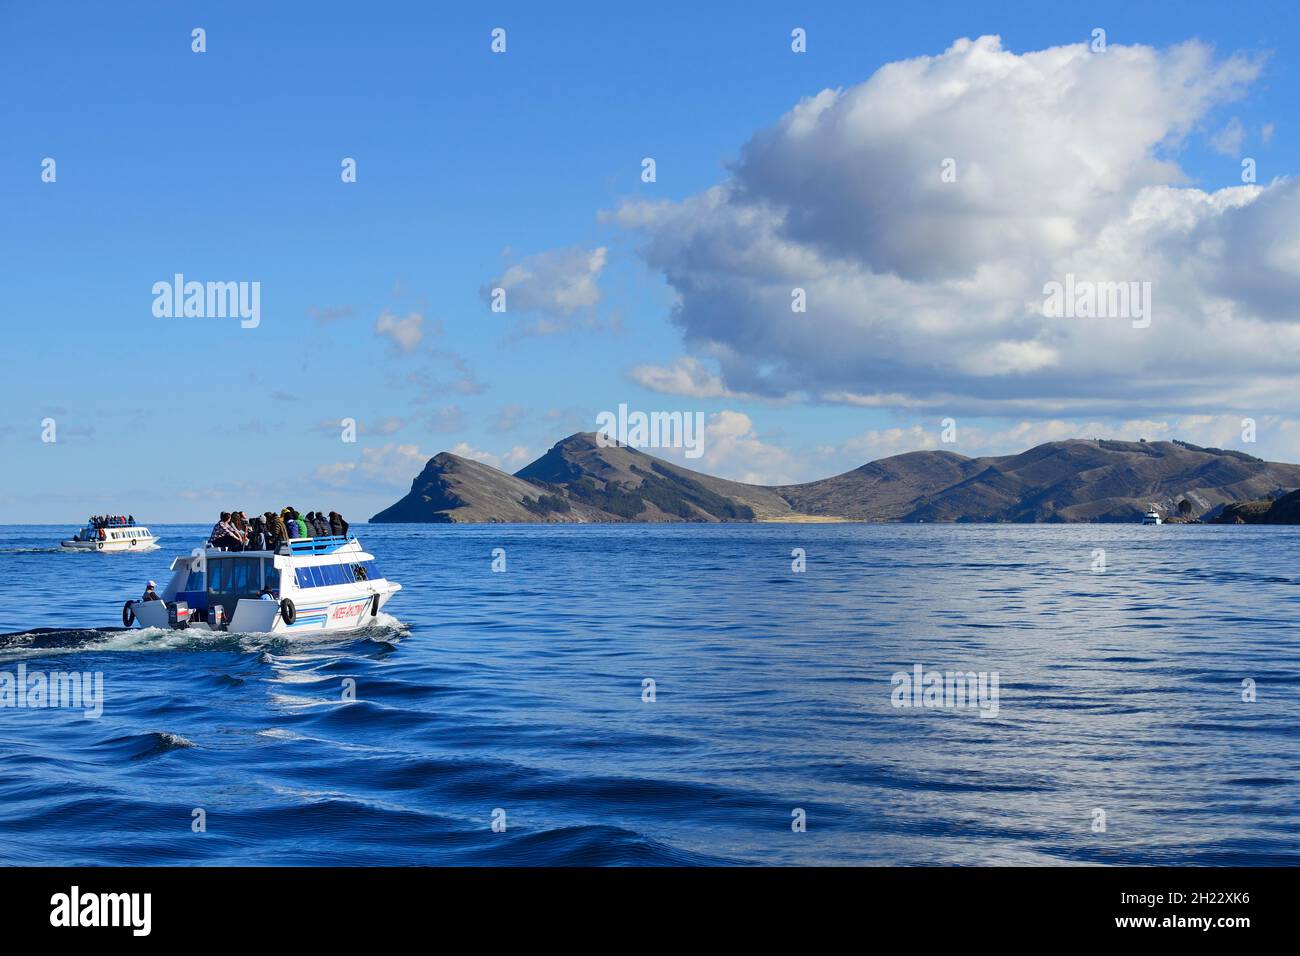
[141,581,162,602]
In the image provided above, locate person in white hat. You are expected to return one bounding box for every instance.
[141,580,162,602]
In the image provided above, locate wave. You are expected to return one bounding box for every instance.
[0,617,408,661]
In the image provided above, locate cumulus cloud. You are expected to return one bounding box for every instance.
[609,36,1299,419]
[483,245,607,330]
[649,409,797,484]
[374,310,428,354]
[448,442,533,472]
[315,443,428,490]
[629,356,743,399]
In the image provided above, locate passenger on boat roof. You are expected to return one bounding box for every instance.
[208,512,243,551]
[309,511,330,537]
[142,580,162,602]
[265,511,287,548]
[247,516,267,552]
[329,511,349,537]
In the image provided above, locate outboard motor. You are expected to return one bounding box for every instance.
[210,604,225,629]
[167,601,192,629]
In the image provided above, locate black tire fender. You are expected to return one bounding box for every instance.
[122,601,136,627]
[279,598,296,626]
[370,593,380,618]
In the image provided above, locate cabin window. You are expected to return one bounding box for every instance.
[186,569,205,592]
[295,568,311,589]
[208,559,229,593]
[263,561,280,591]
[232,559,252,594]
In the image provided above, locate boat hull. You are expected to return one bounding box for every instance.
[130,583,401,635]
[63,535,158,552]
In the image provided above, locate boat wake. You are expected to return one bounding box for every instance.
[0,614,409,661]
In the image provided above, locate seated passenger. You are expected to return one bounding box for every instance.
[257,586,276,601]
[267,511,287,548]
[248,516,267,551]
[209,512,241,550]
[330,511,349,537]
[141,580,162,602]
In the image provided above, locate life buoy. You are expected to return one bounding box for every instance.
[370,594,380,618]
[122,601,135,627]
[279,598,296,625]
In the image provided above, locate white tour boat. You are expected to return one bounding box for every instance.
[62,520,157,552]
[1142,507,1162,525]
[124,534,401,634]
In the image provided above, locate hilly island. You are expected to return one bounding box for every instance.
[370,434,1300,525]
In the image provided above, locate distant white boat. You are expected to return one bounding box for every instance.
[1142,508,1162,525]
[62,520,157,552]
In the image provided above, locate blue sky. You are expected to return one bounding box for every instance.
[2,1,1298,522]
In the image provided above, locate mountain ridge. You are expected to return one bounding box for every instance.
[370,434,1300,524]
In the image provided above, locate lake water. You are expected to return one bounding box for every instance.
[1,522,1297,865]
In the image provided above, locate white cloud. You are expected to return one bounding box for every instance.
[649,409,797,484]
[314,443,428,490]
[374,310,427,354]
[484,245,607,327]
[1209,116,1246,156]
[608,36,1299,419]
[629,356,742,399]
[447,442,532,472]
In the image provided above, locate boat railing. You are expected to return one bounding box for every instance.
[285,535,355,555]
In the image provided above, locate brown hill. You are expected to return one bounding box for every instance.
[370,435,1300,524]
[1212,486,1300,524]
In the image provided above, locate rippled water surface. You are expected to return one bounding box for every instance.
[1,522,1298,865]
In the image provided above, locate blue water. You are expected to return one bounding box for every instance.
[1,522,1298,866]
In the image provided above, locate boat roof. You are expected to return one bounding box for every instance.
[168,536,365,569]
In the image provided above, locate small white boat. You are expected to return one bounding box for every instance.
[62,520,157,552]
[1142,507,1162,525]
[124,534,401,634]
